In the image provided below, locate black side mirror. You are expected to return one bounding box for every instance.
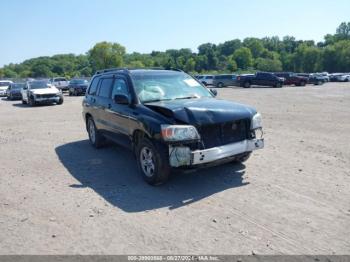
[114,94,129,105]
[210,88,217,97]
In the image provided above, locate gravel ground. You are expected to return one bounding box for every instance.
[0,83,349,255]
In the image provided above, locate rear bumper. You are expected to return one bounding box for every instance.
[169,138,264,167]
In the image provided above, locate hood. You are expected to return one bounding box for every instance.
[145,98,256,125]
[30,87,60,95]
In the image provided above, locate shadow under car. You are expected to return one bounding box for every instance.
[55,140,249,213]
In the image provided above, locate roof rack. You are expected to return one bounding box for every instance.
[95,68,130,75]
[95,67,184,75]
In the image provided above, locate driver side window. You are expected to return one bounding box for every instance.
[111,78,129,98]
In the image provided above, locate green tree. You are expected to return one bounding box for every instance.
[255,58,282,72]
[88,42,126,71]
[232,47,253,69]
[243,38,265,58]
[184,57,196,72]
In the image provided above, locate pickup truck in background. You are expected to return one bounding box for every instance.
[49,77,69,91]
[236,72,284,88]
[274,72,308,86]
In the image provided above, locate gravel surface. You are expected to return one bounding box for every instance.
[0,83,349,254]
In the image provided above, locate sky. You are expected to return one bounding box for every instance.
[1,0,350,67]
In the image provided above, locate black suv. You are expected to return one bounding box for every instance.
[82,68,264,185]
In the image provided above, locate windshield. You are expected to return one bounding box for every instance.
[71,79,88,84]
[28,81,50,89]
[11,83,25,90]
[131,71,213,103]
[0,82,12,87]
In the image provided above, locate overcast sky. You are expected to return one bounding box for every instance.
[1,0,350,66]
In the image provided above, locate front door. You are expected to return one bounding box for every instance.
[104,76,132,149]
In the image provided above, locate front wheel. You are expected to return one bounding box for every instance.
[29,97,36,106]
[233,152,252,163]
[136,138,170,185]
[57,97,64,105]
[22,99,27,104]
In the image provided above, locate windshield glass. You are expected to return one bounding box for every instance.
[11,83,25,90]
[131,71,213,103]
[28,81,50,89]
[0,82,11,87]
[71,79,88,84]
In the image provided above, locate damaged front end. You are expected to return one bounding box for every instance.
[166,114,264,168]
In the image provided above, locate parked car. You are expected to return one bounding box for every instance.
[6,83,25,100]
[0,80,13,97]
[329,73,350,82]
[82,68,264,185]
[68,79,89,96]
[308,74,327,85]
[198,75,214,86]
[49,77,69,91]
[237,72,284,88]
[21,80,64,106]
[212,74,237,88]
[274,72,308,86]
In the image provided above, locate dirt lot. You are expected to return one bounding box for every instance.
[0,83,349,255]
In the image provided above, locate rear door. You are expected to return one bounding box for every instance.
[84,76,101,127]
[95,77,114,133]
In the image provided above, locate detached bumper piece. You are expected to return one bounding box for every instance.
[169,138,264,167]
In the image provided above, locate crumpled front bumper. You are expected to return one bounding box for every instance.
[169,138,264,167]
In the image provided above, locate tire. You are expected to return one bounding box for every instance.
[300,81,306,86]
[57,96,64,105]
[316,80,322,85]
[28,97,35,106]
[87,117,105,149]
[136,138,170,185]
[274,82,282,88]
[233,152,252,163]
[202,82,207,86]
[243,82,251,88]
[69,91,72,96]
[22,99,27,104]
[217,82,224,88]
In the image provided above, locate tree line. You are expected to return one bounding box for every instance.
[1,22,350,79]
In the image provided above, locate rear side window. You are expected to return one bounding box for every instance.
[88,77,100,95]
[98,78,113,98]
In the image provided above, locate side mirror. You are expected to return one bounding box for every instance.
[210,88,217,97]
[114,94,129,105]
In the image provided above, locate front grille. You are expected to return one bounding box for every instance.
[37,94,56,99]
[197,119,249,148]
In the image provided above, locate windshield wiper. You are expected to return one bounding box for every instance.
[174,96,199,100]
[143,98,172,103]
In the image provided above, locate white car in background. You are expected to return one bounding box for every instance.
[49,77,69,91]
[197,75,214,86]
[21,80,64,106]
[0,80,13,97]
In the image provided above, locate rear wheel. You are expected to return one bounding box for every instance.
[136,138,170,185]
[217,82,224,88]
[275,82,282,88]
[87,117,105,148]
[300,81,306,86]
[243,82,251,88]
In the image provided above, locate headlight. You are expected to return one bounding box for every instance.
[161,125,200,141]
[251,113,262,129]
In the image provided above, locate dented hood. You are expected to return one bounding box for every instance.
[145,98,256,125]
